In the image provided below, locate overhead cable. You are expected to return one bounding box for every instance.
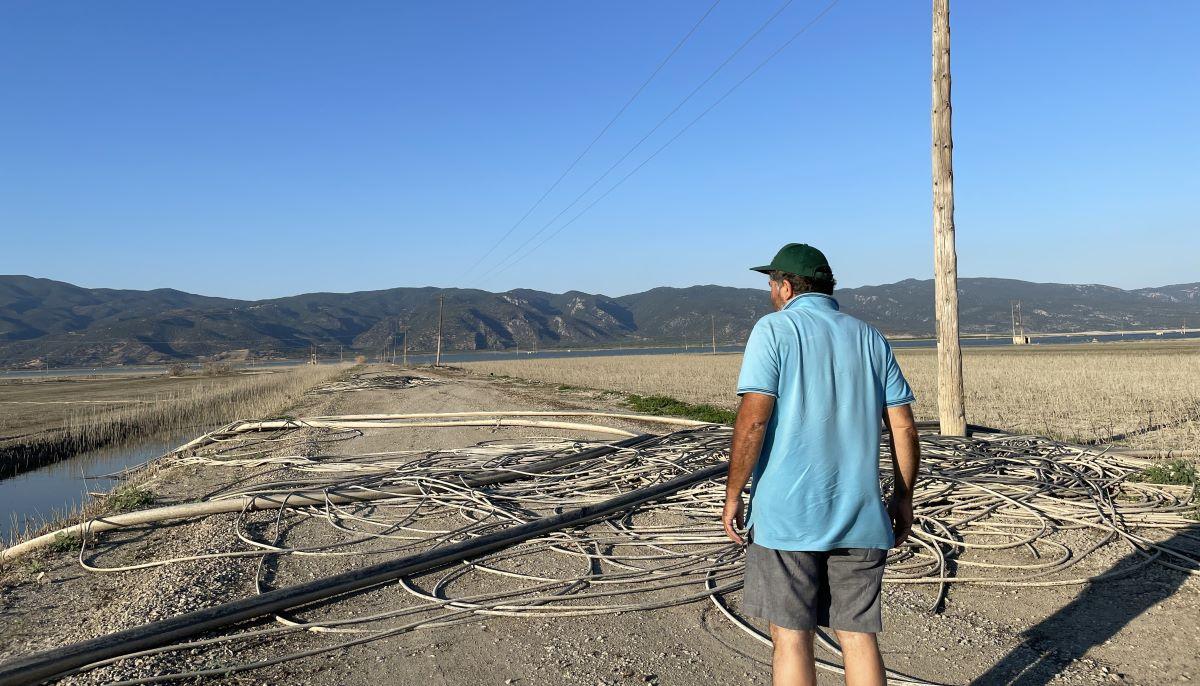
[475,0,808,284]
[485,0,841,281]
[459,0,724,282]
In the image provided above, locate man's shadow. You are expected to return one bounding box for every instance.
[971,526,1199,686]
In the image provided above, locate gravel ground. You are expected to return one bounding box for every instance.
[0,365,1197,685]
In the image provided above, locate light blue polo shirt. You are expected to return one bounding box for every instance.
[735,293,915,551]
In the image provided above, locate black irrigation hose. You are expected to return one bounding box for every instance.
[0,434,691,686]
[914,420,1003,435]
[0,454,724,686]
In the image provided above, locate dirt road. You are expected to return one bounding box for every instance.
[1,366,1196,685]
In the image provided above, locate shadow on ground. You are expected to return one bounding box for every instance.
[971,525,1199,686]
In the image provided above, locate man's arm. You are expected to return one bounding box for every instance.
[722,392,775,545]
[883,403,921,546]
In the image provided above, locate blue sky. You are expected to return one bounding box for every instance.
[1,1,1196,299]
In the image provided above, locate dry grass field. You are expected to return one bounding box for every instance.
[462,340,1200,451]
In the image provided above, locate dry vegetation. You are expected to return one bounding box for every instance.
[0,364,346,477]
[462,341,1200,452]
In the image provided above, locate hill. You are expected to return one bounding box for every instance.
[1,275,1196,367]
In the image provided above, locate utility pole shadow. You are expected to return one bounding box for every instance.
[970,526,1200,686]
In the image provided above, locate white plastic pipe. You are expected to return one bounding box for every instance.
[3,412,709,562]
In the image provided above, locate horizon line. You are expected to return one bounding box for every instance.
[2,273,1195,303]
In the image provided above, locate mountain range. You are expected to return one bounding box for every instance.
[1,275,1196,367]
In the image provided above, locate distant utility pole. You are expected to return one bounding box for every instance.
[435,295,444,367]
[339,345,343,363]
[710,314,717,354]
[402,326,408,367]
[931,0,966,436]
[1010,301,1029,345]
[394,320,400,364]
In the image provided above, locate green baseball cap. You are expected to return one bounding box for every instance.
[751,243,833,280]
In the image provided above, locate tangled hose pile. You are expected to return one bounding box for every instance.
[890,435,1199,598]
[305,372,438,395]
[4,418,1198,685]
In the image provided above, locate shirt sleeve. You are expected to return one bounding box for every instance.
[882,338,916,407]
[736,318,780,397]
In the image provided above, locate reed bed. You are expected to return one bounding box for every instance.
[0,364,346,478]
[462,342,1200,452]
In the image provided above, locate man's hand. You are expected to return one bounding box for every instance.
[725,393,774,547]
[883,403,920,548]
[722,495,746,545]
[888,495,914,547]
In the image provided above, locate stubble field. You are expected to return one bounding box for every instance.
[462,340,1200,452]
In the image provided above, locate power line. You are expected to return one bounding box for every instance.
[485,0,842,281]
[475,0,800,285]
[458,0,724,282]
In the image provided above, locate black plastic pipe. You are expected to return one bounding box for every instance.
[914,420,1003,436]
[0,434,727,686]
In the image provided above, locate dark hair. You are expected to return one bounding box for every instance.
[769,269,836,296]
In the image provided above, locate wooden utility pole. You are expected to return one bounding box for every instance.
[710,315,717,354]
[931,0,966,436]
[393,320,400,364]
[435,295,444,367]
[402,326,408,367]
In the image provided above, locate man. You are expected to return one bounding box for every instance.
[722,243,921,686]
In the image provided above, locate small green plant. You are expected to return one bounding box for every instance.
[626,394,736,425]
[48,532,80,553]
[106,486,155,512]
[1130,459,1197,486]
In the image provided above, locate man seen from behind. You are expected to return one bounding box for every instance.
[722,243,922,686]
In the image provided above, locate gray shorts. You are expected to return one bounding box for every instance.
[742,543,887,633]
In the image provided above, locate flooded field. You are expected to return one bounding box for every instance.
[0,365,345,542]
[0,432,196,543]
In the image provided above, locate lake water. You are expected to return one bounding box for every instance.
[0,432,199,544]
[892,330,1200,348]
[388,330,1200,364]
[0,359,332,380]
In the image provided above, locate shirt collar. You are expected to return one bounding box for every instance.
[783,292,840,311]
